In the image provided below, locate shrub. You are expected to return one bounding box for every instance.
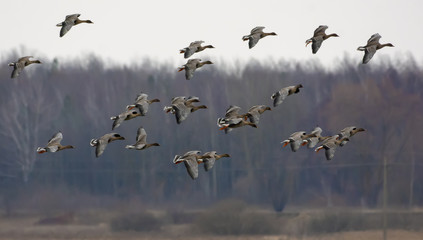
[110,211,162,232]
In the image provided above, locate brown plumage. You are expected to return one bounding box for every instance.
[305,25,339,54]
[37,132,74,154]
[357,33,394,64]
[8,56,42,78]
[57,14,93,37]
[178,59,213,80]
[242,26,277,49]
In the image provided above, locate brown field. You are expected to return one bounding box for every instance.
[1,211,423,240]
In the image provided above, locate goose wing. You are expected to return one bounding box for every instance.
[173,103,190,124]
[363,45,377,64]
[225,105,241,118]
[271,87,289,107]
[311,36,324,54]
[248,34,261,49]
[47,132,63,145]
[251,26,265,34]
[183,155,200,179]
[135,127,147,144]
[313,25,328,36]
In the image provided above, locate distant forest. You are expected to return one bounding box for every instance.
[0,52,422,214]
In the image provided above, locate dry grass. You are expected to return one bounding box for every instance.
[1,209,423,240]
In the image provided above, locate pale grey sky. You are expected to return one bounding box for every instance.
[1,0,421,68]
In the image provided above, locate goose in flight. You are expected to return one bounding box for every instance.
[217,105,257,133]
[305,25,339,54]
[178,59,213,80]
[281,131,317,152]
[245,105,271,124]
[357,33,394,64]
[90,133,125,157]
[110,109,142,130]
[173,150,209,180]
[180,41,214,59]
[164,96,207,124]
[126,92,160,116]
[57,14,93,37]
[8,56,41,78]
[271,84,303,107]
[242,26,277,49]
[37,131,74,153]
[125,126,160,150]
[200,151,230,171]
[315,136,349,160]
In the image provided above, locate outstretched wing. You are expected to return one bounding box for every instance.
[271,88,289,107]
[363,45,377,64]
[251,26,265,34]
[47,132,63,145]
[225,105,241,118]
[135,127,147,143]
[183,156,199,180]
[173,103,190,124]
[313,25,328,36]
[311,36,323,54]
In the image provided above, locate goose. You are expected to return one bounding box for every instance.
[271,84,303,107]
[357,33,394,64]
[217,105,256,133]
[302,127,325,148]
[57,14,93,37]
[37,132,74,153]
[165,96,207,124]
[125,126,159,150]
[110,109,142,130]
[200,151,230,171]
[281,131,317,152]
[8,56,41,78]
[245,105,271,124]
[305,25,339,54]
[315,137,349,161]
[173,150,209,180]
[180,41,214,59]
[178,59,213,80]
[90,133,125,157]
[242,26,277,49]
[338,126,366,139]
[126,92,160,116]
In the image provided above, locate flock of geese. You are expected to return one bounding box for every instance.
[9,14,394,180]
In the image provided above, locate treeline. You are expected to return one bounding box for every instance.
[0,52,422,213]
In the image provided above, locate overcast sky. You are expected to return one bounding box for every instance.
[1,0,421,68]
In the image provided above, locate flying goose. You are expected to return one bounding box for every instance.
[180,41,214,59]
[242,26,277,49]
[305,25,339,54]
[57,14,93,37]
[90,133,125,157]
[281,131,317,152]
[173,150,209,180]
[357,33,394,64]
[37,132,74,154]
[302,127,326,148]
[125,126,160,150]
[217,105,257,133]
[200,151,230,171]
[315,137,349,160]
[110,109,142,130]
[271,84,303,107]
[178,59,213,80]
[8,56,41,78]
[126,92,160,116]
[165,96,207,124]
[245,105,271,124]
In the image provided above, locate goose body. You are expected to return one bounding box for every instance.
[57,14,93,37]
[245,105,271,124]
[173,150,207,180]
[271,84,303,107]
[164,96,207,124]
[90,133,125,157]
[125,126,159,150]
[180,41,214,58]
[178,58,213,80]
[242,26,277,49]
[37,132,74,154]
[217,105,256,133]
[357,33,394,64]
[305,25,339,54]
[281,131,317,152]
[110,110,142,130]
[8,56,42,78]
[126,92,160,116]
[201,151,230,171]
